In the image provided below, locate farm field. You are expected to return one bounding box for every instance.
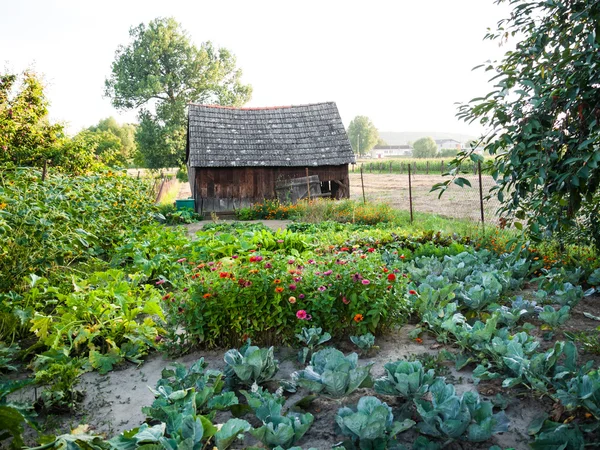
[2,168,600,450]
[348,173,501,223]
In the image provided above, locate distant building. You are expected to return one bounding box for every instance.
[370,145,412,158]
[435,139,462,152]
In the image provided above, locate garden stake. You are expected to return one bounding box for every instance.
[408,163,413,223]
[305,167,311,201]
[478,161,485,231]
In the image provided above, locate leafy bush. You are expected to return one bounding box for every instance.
[224,340,279,386]
[292,348,372,398]
[350,333,376,353]
[374,360,436,400]
[335,396,415,449]
[539,305,570,329]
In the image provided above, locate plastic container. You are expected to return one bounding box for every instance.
[175,198,195,211]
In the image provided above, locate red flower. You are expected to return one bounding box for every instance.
[400,254,405,260]
[409,290,417,295]
[249,256,257,262]
[219,272,229,278]
[387,273,396,282]
[367,248,375,253]
[382,267,389,273]
[415,337,423,344]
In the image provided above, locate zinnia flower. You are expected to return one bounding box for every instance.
[409,290,417,295]
[155,280,166,285]
[361,279,371,285]
[318,286,327,291]
[296,310,308,319]
[342,296,350,304]
[219,272,229,278]
[249,256,257,262]
[203,293,212,299]
[177,258,186,263]
[323,270,333,276]
[299,294,305,299]
[288,259,295,264]
[289,296,297,304]
[353,313,364,323]
[289,284,297,290]
[265,262,272,269]
[400,254,405,260]
[274,279,282,284]
[367,248,375,253]
[255,256,263,262]
[275,287,284,293]
[387,273,396,282]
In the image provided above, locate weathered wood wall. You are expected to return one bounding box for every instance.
[193,165,350,213]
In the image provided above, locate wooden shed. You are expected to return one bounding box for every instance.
[185,102,356,213]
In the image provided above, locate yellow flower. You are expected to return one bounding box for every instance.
[0,202,7,209]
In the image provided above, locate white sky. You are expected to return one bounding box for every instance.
[1,0,511,136]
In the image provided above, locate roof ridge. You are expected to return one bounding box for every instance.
[187,101,335,111]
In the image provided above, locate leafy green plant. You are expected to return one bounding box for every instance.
[539,305,570,329]
[32,352,83,412]
[335,396,415,449]
[242,385,314,449]
[142,358,237,421]
[555,369,600,419]
[292,348,372,398]
[296,327,331,364]
[415,379,509,443]
[528,418,585,450]
[350,333,377,354]
[0,378,37,449]
[0,343,19,372]
[224,340,279,386]
[374,360,436,400]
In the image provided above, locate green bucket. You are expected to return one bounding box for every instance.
[175,198,195,211]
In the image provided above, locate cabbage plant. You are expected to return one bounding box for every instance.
[224,340,279,386]
[374,360,436,399]
[292,348,372,398]
[296,327,331,364]
[415,379,509,442]
[335,396,415,449]
[350,333,376,353]
[242,385,314,449]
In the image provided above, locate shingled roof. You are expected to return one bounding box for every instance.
[186,102,355,167]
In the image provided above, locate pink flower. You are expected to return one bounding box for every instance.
[318,286,327,291]
[294,276,302,282]
[307,259,315,264]
[177,258,187,263]
[299,294,305,299]
[289,296,297,304]
[155,280,166,285]
[361,279,371,285]
[265,262,272,269]
[296,310,308,320]
[289,284,297,290]
[323,270,333,276]
[255,256,263,262]
[288,259,295,264]
[342,296,350,304]
[232,255,239,259]
[277,239,284,243]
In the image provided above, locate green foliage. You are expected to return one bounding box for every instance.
[0,71,63,169]
[0,168,156,292]
[296,327,331,364]
[242,386,314,449]
[224,340,279,386]
[538,305,570,329]
[415,378,509,442]
[349,333,376,353]
[555,369,600,420]
[335,396,415,449]
[105,17,252,168]
[33,353,83,411]
[87,116,137,166]
[347,116,379,156]
[374,360,437,400]
[451,0,600,248]
[0,379,37,449]
[529,419,585,450]
[412,137,438,159]
[293,348,372,398]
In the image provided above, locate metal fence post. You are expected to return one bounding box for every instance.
[478,161,485,230]
[408,164,414,224]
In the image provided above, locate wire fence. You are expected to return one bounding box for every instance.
[349,162,502,225]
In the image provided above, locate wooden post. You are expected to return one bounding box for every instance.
[426,161,429,175]
[305,168,311,201]
[389,161,392,173]
[360,165,366,204]
[478,161,485,230]
[441,160,444,175]
[41,160,47,182]
[137,170,140,179]
[408,164,414,223]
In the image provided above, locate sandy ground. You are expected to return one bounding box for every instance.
[14,325,540,449]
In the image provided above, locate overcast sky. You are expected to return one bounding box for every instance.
[1,0,511,136]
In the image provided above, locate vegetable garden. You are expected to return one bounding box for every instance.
[2,168,600,450]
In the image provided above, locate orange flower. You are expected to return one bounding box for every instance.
[219,272,229,278]
[203,293,212,299]
[415,337,423,344]
[353,313,364,323]
[275,287,284,293]
[274,279,282,284]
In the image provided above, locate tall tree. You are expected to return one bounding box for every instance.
[105,17,252,168]
[438,0,600,247]
[412,137,438,158]
[88,117,137,164]
[347,116,379,157]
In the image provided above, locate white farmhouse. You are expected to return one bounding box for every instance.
[370,145,412,158]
